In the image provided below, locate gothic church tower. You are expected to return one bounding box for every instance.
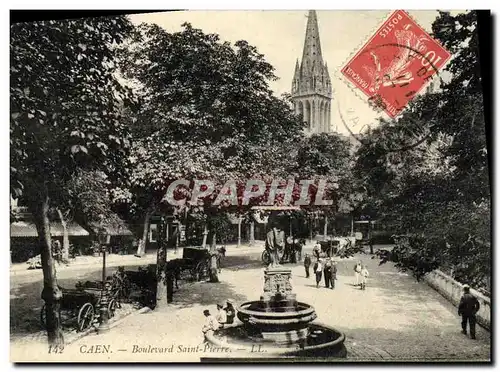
[291,10,333,134]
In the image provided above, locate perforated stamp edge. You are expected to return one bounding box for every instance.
[334,10,452,119]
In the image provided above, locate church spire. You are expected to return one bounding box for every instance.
[301,10,324,69]
[291,10,333,135]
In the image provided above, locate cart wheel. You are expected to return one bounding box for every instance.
[195,260,210,281]
[179,268,191,281]
[261,250,271,265]
[77,303,94,332]
[40,304,47,328]
[108,299,117,318]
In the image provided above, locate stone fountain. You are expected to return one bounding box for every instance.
[205,210,346,358]
[205,266,347,358]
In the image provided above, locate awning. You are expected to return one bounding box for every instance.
[102,226,133,236]
[10,221,89,237]
[88,223,134,236]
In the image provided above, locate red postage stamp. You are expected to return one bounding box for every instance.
[341,10,451,118]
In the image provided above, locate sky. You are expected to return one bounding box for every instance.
[128,10,452,135]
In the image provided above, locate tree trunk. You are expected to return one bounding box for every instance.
[32,194,63,346]
[155,219,168,309]
[136,209,152,257]
[351,215,354,236]
[237,218,241,247]
[249,221,255,246]
[208,230,219,283]
[309,216,313,242]
[368,219,374,255]
[323,216,328,239]
[202,224,208,249]
[56,208,69,261]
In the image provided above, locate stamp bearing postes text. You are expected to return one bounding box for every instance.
[340,10,451,118]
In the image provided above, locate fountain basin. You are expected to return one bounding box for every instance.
[237,301,317,344]
[205,322,347,358]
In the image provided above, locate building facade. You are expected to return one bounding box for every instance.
[291,10,333,134]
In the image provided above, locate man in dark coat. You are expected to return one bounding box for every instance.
[303,253,312,278]
[458,284,480,339]
[330,260,338,289]
[323,259,332,288]
[313,259,323,288]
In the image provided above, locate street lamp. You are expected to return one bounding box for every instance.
[97,227,110,333]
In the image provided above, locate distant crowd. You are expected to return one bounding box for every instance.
[304,241,369,290]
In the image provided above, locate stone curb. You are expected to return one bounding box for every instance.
[65,306,152,346]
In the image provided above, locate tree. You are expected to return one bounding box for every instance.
[291,133,354,239]
[116,22,305,287]
[10,16,136,345]
[352,11,490,288]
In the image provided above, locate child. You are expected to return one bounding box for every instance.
[216,303,227,326]
[313,241,321,259]
[360,265,369,290]
[353,260,362,286]
[202,309,219,334]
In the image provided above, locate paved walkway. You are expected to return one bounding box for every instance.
[10,253,158,277]
[9,242,266,276]
[11,250,490,362]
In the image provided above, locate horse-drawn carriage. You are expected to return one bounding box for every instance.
[167,246,212,283]
[40,280,118,333]
[315,236,357,258]
[108,265,157,308]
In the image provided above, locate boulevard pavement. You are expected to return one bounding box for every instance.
[11,245,491,362]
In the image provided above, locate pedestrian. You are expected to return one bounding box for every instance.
[303,253,312,278]
[225,299,236,324]
[290,238,298,264]
[216,303,227,327]
[202,309,219,335]
[360,265,369,290]
[313,258,323,288]
[52,239,62,261]
[313,241,321,259]
[330,260,338,289]
[353,260,362,286]
[458,284,480,339]
[323,258,332,288]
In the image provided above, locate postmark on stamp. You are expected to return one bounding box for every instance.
[340,10,451,118]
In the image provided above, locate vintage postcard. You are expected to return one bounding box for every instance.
[10,9,491,363]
